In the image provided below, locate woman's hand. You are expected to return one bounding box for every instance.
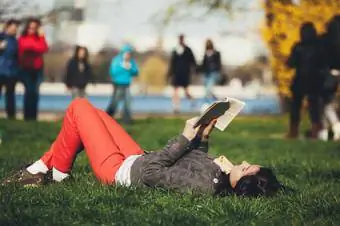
[182,117,200,141]
[182,118,216,141]
[38,28,45,37]
[200,119,217,141]
[0,40,7,49]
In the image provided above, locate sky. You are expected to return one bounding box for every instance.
[36,0,266,66]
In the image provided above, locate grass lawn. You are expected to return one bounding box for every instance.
[0,117,339,226]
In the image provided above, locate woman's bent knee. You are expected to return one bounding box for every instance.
[66,98,93,117]
[70,98,91,109]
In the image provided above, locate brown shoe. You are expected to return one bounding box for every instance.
[1,166,47,187]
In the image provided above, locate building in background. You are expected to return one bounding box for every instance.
[48,0,109,54]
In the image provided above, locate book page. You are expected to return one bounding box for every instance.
[215,97,245,131]
[188,97,245,131]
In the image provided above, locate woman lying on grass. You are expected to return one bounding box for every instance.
[2,99,282,197]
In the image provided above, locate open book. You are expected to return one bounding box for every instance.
[192,97,246,131]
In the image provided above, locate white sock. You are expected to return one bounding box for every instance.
[27,160,49,174]
[52,168,69,182]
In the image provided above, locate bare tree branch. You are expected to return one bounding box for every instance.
[152,0,262,32]
[0,0,38,21]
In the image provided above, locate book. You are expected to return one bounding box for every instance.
[192,97,246,131]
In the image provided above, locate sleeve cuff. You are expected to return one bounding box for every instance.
[177,135,190,147]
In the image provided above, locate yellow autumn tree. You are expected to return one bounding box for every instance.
[262,0,340,97]
[139,55,168,92]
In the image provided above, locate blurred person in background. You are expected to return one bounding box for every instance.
[168,34,197,113]
[0,19,20,119]
[18,18,48,121]
[64,45,93,99]
[318,16,340,141]
[286,22,326,139]
[200,39,222,102]
[106,44,138,124]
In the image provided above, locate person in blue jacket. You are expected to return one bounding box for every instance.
[0,19,20,119]
[106,44,139,124]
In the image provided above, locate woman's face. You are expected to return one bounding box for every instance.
[206,42,213,50]
[78,48,86,59]
[123,52,131,61]
[229,161,260,188]
[6,24,18,36]
[27,22,39,35]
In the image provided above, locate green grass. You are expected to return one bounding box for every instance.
[0,117,339,226]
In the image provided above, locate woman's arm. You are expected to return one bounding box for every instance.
[142,135,194,187]
[286,44,298,69]
[109,57,135,77]
[191,136,209,153]
[167,51,176,79]
[216,51,222,72]
[188,47,197,67]
[64,59,74,87]
[130,59,139,76]
[142,119,200,187]
[85,63,95,83]
[142,120,215,187]
[192,120,215,153]
[3,38,18,57]
[199,54,207,74]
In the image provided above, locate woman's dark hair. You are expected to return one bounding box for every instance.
[300,22,317,43]
[205,39,214,51]
[4,19,20,31]
[21,18,41,36]
[214,173,233,197]
[73,45,89,62]
[234,167,282,197]
[326,16,340,40]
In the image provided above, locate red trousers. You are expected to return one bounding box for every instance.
[40,99,144,184]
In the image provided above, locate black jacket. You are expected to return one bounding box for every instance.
[64,58,93,89]
[287,40,326,94]
[201,51,222,74]
[287,23,327,94]
[168,46,196,86]
[130,135,232,195]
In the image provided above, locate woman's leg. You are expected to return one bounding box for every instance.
[5,78,16,119]
[40,98,143,184]
[203,75,210,99]
[323,99,340,140]
[324,101,339,126]
[172,86,180,113]
[307,93,322,139]
[106,85,119,116]
[23,74,32,120]
[68,105,142,169]
[184,87,193,100]
[22,70,41,121]
[96,108,143,157]
[31,71,42,120]
[204,72,218,101]
[122,86,132,124]
[288,92,303,138]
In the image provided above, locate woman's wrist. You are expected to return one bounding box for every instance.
[182,132,195,141]
[201,135,209,142]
